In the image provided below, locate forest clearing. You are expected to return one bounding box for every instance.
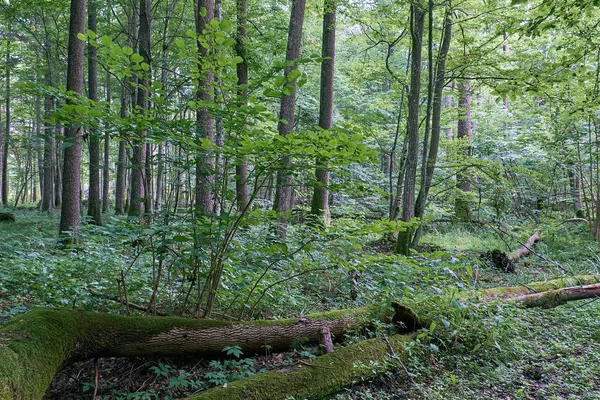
[2,0,600,398]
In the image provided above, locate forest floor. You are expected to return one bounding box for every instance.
[2,207,600,399]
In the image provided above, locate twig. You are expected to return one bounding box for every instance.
[296,360,335,369]
[382,335,416,385]
[520,284,538,293]
[93,358,99,399]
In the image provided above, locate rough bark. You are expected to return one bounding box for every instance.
[273,0,307,239]
[1,28,10,206]
[103,70,111,213]
[310,0,336,226]
[396,4,425,255]
[455,79,472,222]
[234,0,250,211]
[0,307,373,399]
[195,0,217,215]
[58,0,87,236]
[3,275,600,399]
[87,0,102,225]
[41,77,55,212]
[128,0,151,218]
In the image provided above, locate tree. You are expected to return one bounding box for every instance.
[455,79,472,221]
[195,0,216,215]
[128,0,151,218]
[58,0,86,236]
[310,0,336,226]
[234,0,249,211]
[86,0,101,225]
[273,0,307,239]
[396,2,425,256]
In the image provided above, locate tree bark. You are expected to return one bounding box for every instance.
[455,79,472,221]
[234,0,250,211]
[396,4,425,255]
[413,4,453,247]
[128,0,151,218]
[310,0,336,226]
[58,0,87,236]
[273,0,307,239]
[103,69,111,213]
[195,0,217,215]
[87,0,102,225]
[2,29,11,206]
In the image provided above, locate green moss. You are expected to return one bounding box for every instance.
[187,334,415,400]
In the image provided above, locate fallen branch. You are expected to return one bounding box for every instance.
[88,289,169,316]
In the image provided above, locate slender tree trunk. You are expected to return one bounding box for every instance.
[128,0,151,218]
[87,0,102,225]
[455,79,473,221]
[310,0,336,226]
[234,0,250,211]
[59,0,87,236]
[102,70,111,213]
[396,4,425,255]
[2,29,11,206]
[54,124,62,208]
[273,0,307,239]
[413,4,453,247]
[194,0,216,214]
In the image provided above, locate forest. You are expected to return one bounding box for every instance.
[2,0,600,398]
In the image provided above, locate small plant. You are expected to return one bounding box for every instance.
[222,345,243,358]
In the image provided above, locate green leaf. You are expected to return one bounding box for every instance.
[200,7,207,17]
[122,46,134,56]
[220,19,232,31]
[77,33,87,41]
[282,84,295,96]
[86,30,96,39]
[287,69,302,82]
[131,53,144,63]
[274,76,287,87]
[98,36,110,47]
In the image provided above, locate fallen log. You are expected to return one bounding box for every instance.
[484,230,540,272]
[0,307,375,399]
[1,274,599,399]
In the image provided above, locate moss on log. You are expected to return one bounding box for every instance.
[187,334,415,400]
[2,274,599,399]
[0,307,375,399]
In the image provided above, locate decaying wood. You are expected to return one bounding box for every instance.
[2,274,600,399]
[484,230,541,272]
[509,229,540,261]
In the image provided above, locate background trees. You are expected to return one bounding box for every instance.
[0,0,600,327]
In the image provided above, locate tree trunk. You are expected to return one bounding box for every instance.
[103,70,111,213]
[396,4,425,255]
[195,0,216,215]
[128,0,151,218]
[413,4,452,247]
[58,0,87,236]
[310,0,336,226]
[2,29,11,206]
[455,79,472,221]
[234,0,250,211]
[87,0,102,225]
[273,0,307,239]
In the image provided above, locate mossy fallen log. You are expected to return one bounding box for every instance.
[187,334,415,400]
[1,274,599,399]
[0,307,374,399]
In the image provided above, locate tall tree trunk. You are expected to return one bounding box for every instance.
[54,125,62,208]
[413,3,453,247]
[273,0,307,239]
[87,0,102,225]
[103,70,111,212]
[396,4,425,255]
[234,0,250,211]
[310,0,336,226]
[59,0,87,236]
[128,0,151,218]
[195,0,216,215]
[455,79,473,221]
[2,28,11,206]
